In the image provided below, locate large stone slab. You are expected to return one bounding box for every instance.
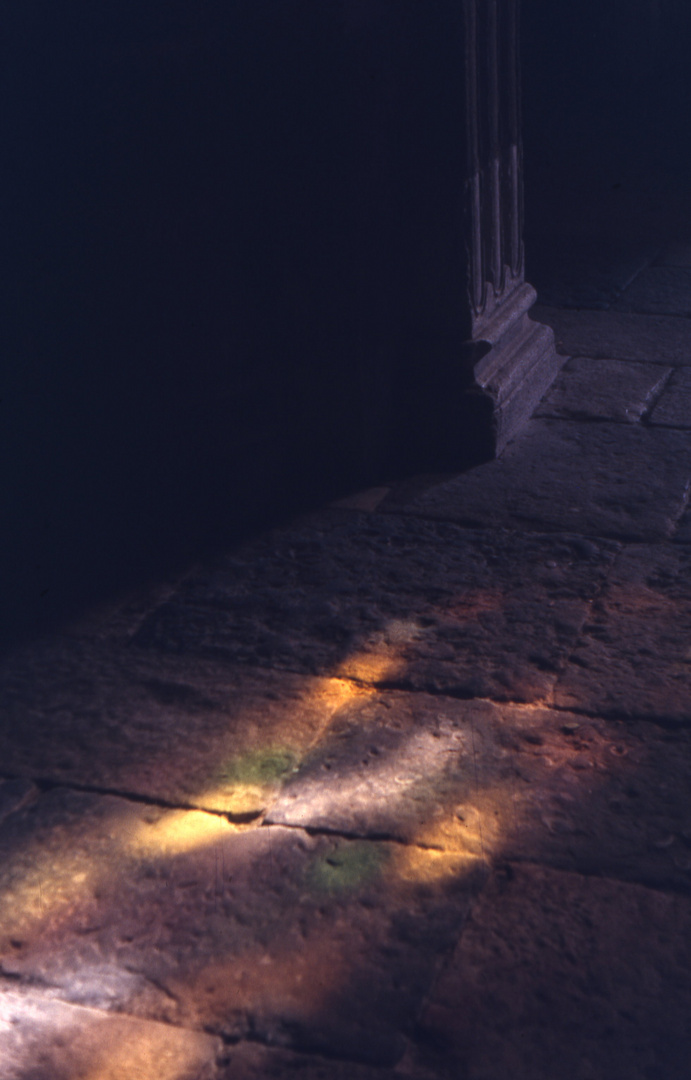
[648,365,691,427]
[268,690,691,892]
[554,544,691,724]
[0,644,349,817]
[532,305,691,365]
[614,266,691,316]
[417,864,691,1080]
[0,788,485,1067]
[132,512,619,703]
[0,990,220,1080]
[534,357,671,423]
[392,419,691,541]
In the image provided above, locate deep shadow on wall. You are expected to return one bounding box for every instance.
[521,0,691,283]
[1,1,472,650]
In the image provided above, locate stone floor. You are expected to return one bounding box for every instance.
[2,242,691,1080]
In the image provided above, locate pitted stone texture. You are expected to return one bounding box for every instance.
[132,513,618,703]
[554,544,691,724]
[614,266,691,316]
[648,366,691,427]
[533,358,671,423]
[0,646,345,816]
[0,788,484,1067]
[533,305,691,365]
[418,865,691,1080]
[269,691,691,892]
[0,991,220,1080]
[395,420,691,541]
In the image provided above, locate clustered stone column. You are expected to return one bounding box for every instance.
[460,0,561,456]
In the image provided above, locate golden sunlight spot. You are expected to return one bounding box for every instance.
[406,781,527,864]
[66,1015,214,1080]
[0,846,99,945]
[337,649,406,684]
[332,618,424,685]
[391,844,484,886]
[128,809,241,857]
[192,781,267,816]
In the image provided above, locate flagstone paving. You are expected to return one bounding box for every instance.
[129,514,619,702]
[533,305,691,364]
[553,543,691,724]
[2,260,691,1077]
[384,419,691,541]
[416,864,691,1080]
[533,357,671,423]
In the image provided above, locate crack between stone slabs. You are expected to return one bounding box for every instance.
[355,677,565,714]
[411,852,691,1032]
[614,247,662,297]
[122,966,181,1006]
[644,419,691,431]
[376,507,651,544]
[0,773,264,826]
[639,366,675,424]
[407,860,515,1041]
[0,970,224,1045]
[537,413,659,426]
[495,857,691,900]
[216,1030,415,1073]
[262,818,457,854]
[0,965,181,1010]
[672,476,691,533]
[547,699,691,731]
[620,308,691,321]
[216,1035,423,1077]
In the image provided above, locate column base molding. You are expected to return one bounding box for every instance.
[469,281,565,457]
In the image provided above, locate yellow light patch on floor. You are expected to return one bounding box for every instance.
[128,808,242,857]
[391,843,484,886]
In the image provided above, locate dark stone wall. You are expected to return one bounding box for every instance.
[522,0,691,264]
[0,1,467,647]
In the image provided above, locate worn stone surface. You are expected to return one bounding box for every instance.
[418,864,691,1080]
[614,266,691,316]
[0,788,485,1066]
[648,365,691,427]
[554,544,691,724]
[534,357,671,422]
[392,419,691,541]
[0,990,220,1080]
[533,305,691,365]
[131,512,619,703]
[269,691,691,892]
[0,647,347,816]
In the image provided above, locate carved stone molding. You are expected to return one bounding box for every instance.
[461,0,563,457]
